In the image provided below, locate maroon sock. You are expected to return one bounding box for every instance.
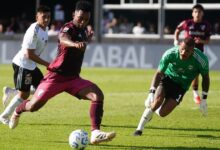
[90,101,103,131]
[15,100,29,115]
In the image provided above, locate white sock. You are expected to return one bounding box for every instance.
[136,108,154,131]
[0,95,23,118]
[193,90,199,97]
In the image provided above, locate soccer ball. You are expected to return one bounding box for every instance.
[69,129,89,150]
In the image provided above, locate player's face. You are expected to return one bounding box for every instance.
[36,12,51,30]
[179,42,194,60]
[73,10,91,28]
[192,8,204,23]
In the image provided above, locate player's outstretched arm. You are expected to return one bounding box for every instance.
[25,49,49,67]
[145,71,164,107]
[59,32,87,51]
[200,73,210,116]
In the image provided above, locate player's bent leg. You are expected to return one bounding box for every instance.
[158,98,178,117]
[134,85,165,136]
[76,84,116,144]
[90,130,116,144]
[26,97,48,112]
[133,108,153,136]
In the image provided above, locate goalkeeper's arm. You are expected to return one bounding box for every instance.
[201,73,210,97]
[200,73,210,116]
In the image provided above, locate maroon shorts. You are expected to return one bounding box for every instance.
[33,71,94,101]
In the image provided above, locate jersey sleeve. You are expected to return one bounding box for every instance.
[22,27,38,49]
[60,24,74,37]
[176,20,187,31]
[205,22,212,39]
[199,55,209,76]
[158,50,171,72]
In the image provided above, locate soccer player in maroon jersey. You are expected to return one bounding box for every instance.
[174,4,211,105]
[9,0,116,144]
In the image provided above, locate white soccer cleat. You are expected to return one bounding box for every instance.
[0,116,9,125]
[2,86,17,107]
[90,130,116,144]
[9,111,20,129]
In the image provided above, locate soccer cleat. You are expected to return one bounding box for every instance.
[133,130,142,136]
[0,116,9,125]
[9,111,20,129]
[194,96,201,104]
[2,86,17,107]
[90,130,116,144]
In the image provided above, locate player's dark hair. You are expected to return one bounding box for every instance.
[37,5,51,13]
[192,4,204,12]
[184,37,195,47]
[75,0,91,12]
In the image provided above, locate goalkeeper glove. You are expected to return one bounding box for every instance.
[199,91,208,117]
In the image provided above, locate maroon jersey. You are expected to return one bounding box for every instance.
[177,19,211,51]
[48,21,88,76]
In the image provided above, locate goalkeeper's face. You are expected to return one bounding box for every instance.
[179,42,194,60]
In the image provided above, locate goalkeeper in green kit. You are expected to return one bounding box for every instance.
[133,37,210,136]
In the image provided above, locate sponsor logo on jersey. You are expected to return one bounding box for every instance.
[189,31,205,36]
[63,27,69,32]
[200,25,206,31]
[189,25,194,30]
[188,65,193,70]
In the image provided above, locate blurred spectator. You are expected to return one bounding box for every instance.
[148,23,156,34]
[0,23,4,34]
[132,21,146,34]
[213,20,220,35]
[48,23,59,36]
[7,17,20,33]
[164,25,172,34]
[106,18,119,33]
[102,10,114,33]
[4,27,15,35]
[54,4,65,30]
[118,16,133,33]
[18,13,30,33]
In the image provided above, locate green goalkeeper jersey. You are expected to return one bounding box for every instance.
[158,46,209,90]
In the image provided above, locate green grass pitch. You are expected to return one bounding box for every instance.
[0,64,220,150]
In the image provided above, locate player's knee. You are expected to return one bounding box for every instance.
[159,113,167,117]
[157,110,168,117]
[93,91,104,102]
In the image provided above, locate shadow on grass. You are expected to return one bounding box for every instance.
[25,123,220,134]
[90,144,220,150]
[36,140,220,150]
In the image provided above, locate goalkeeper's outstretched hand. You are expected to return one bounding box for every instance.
[145,92,154,108]
[199,99,207,117]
